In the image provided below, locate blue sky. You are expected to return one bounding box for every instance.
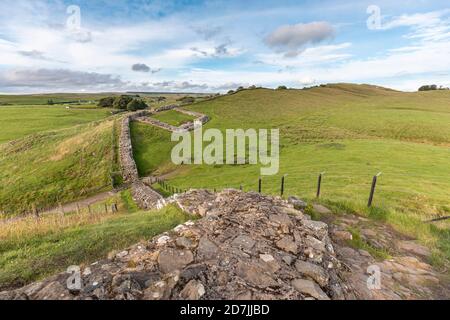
[0,0,449,93]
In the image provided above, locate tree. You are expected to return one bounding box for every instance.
[47,99,54,105]
[227,90,235,94]
[113,95,133,109]
[277,85,288,90]
[127,98,148,111]
[419,84,438,91]
[97,97,115,108]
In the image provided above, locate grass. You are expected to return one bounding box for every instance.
[130,84,450,268]
[130,122,178,176]
[0,120,115,216]
[0,105,112,143]
[0,93,115,105]
[0,200,191,290]
[150,109,196,127]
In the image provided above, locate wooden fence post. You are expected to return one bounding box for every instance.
[281,175,285,196]
[368,172,382,207]
[88,204,92,214]
[76,204,80,215]
[32,204,39,219]
[258,177,262,194]
[59,202,64,216]
[105,204,108,213]
[317,172,325,198]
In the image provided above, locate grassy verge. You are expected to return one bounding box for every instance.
[0,202,191,290]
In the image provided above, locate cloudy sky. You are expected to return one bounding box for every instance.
[0,0,449,93]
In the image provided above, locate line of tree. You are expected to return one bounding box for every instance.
[98,95,149,111]
[418,84,449,91]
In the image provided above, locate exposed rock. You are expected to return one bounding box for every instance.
[288,196,308,210]
[332,230,353,242]
[313,204,332,215]
[180,280,206,300]
[395,240,431,259]
[295,260,329,287]
[276,236,298,254]
[292,279,330,300]
[158,248,194,274]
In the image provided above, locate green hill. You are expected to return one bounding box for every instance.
[0,120,117,215]
[131,84,450,266]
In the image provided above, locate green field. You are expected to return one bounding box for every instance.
[131,84,450,266]
[150,109,196,126]
[0,105,112,143]
[0,93,115,105]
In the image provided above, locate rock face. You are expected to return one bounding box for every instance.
[0,190,348,300]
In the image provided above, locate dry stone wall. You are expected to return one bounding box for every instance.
[119,111,164,210]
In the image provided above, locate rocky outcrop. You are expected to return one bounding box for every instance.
[0,190,349,300]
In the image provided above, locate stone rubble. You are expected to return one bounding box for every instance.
[0,190,350,300]
[1,189,448,300]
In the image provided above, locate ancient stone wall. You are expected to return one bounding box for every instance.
[119,116,139,183]
[154,105,179,113]
[119,111,164,209]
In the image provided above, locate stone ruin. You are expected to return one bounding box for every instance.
[119,111,165,210]
[0,190,350,300]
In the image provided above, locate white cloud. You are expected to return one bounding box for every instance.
[265,21,335,57]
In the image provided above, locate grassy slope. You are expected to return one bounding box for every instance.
[0,203,190,290]
[130,122,178,176]
[131,84,450,266]
[0,120,115,215]
[150,109,196,126]
[0,105,111,143]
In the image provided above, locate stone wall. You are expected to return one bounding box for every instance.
[119,111,164,210]
[154,104,179,113]
[119,116,139,184]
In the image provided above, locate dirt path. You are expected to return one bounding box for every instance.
[0,189,122,225]
[42,190,120,215]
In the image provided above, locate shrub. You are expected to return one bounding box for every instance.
[277,85,288,90]
[127,99,148,111]
[113,95,133,110]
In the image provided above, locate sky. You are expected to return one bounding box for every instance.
[0,0,449,93]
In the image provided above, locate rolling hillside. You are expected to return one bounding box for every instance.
[131,84,450,266]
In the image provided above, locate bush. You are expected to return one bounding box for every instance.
[227,90,235,94]
[113,95,133,110]
[127,99,148,111]
[97,97,115,108]
[277,85,288,90]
